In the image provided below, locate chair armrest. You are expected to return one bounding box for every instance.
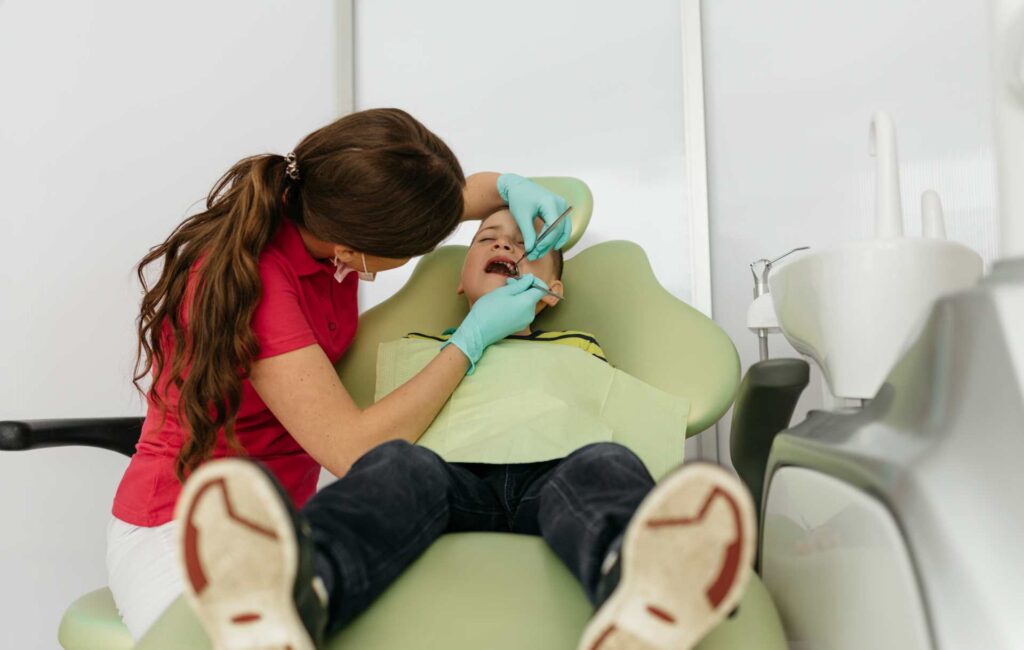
[729,359,810,518]
[0,418,144,458]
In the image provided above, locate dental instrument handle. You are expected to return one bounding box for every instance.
[750,259,772,360]
[750,247,809,361]
[750,260,770,298]
[513,206,573,271]
[537,285,565,302]
[750,247,809,298]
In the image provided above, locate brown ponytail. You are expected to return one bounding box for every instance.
[133,108,466,481]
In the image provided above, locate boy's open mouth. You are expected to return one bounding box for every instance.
[484,256,518,278]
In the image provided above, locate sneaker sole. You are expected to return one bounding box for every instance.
[577,462,757,650]
[174,459,316,650]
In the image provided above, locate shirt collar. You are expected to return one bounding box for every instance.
[276,217,335,277]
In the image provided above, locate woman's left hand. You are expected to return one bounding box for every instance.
[496,174,571,261]
[445,274,550,374]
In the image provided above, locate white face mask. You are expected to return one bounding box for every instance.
[333,252,377,283]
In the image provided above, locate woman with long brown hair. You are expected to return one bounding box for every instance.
[106,108,569,640]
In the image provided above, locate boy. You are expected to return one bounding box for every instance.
[175,210,755,650]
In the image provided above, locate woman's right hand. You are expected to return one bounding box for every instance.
[445,274,549,373]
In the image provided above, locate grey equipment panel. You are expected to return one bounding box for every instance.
[763,260,1024,649]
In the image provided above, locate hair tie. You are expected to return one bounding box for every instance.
[284,152,301,181]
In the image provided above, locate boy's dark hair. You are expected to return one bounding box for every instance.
[551,248,563,280]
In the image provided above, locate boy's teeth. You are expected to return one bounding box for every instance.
[486,260,517,277]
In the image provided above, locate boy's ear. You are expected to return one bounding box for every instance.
[540,279,564,308]
[456,278,465,295]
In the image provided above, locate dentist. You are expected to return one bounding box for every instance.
[106,107,571,639]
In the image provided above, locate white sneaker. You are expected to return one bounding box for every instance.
[578,462,757,650]
[174,458,328,650]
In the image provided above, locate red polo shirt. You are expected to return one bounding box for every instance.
[112,217,359,527]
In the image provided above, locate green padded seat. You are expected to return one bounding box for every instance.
[60,178,785,649]
[58,588,133,650]
[70,544,785,650]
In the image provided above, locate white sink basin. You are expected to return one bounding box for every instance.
[769,238,982,399]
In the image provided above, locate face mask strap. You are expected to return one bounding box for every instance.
[358,253,378,282]
[332,251,377,283]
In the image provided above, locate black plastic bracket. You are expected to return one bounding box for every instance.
[0,418,144,458]
[729,358,810,519]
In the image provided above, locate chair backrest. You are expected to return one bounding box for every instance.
[336,178,739,435]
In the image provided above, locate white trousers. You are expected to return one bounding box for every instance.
[105,516,183,640]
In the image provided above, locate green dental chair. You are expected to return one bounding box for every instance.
[2,178,787,649]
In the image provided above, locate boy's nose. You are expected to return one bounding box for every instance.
[492,240,514,252]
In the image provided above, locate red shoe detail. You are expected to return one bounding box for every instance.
[589,624,617,650]
[183,513,207,594]
[230,613,263,624]
[646,604,677,624]
[183,476,281,595]
[644,485,745,609]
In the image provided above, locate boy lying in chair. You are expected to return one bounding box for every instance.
[175,209,756,650]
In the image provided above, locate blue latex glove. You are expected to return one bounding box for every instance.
[444,274,549,374]
[496,173,571,261]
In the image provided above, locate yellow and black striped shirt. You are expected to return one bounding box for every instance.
[405,329,608,363]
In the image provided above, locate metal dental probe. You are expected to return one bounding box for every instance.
[512,206,573,272]
[512,206,572,301]
[530,281,565,302]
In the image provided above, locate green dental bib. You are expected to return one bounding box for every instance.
[375,336,689,479]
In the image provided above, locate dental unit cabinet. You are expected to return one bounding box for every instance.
[731,2,1024,647]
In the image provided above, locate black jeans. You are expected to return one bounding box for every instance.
[301,439,655,635]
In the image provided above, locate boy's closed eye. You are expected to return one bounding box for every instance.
[474,235,524,248]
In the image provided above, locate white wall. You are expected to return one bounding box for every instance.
[353,0,698,311]
[701,0,998,461]
[0,2,337,648]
